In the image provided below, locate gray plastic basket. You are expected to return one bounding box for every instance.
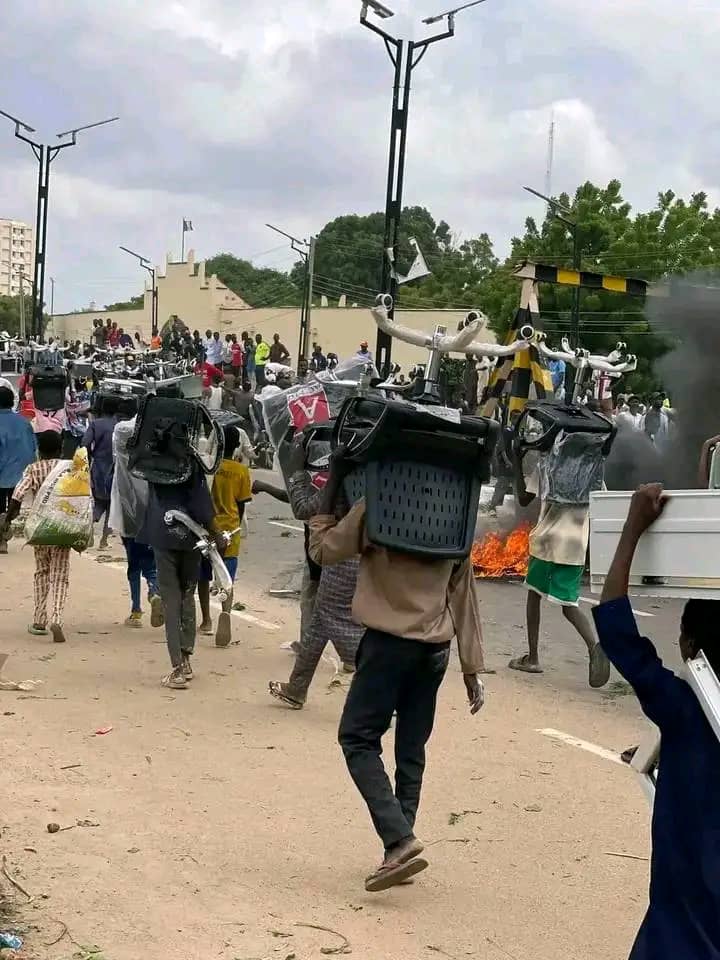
[346,458,481,560]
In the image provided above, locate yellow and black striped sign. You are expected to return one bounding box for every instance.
[482,305,553,416]
[513,261,649,297]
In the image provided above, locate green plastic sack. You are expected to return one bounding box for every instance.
[25,458,93,552]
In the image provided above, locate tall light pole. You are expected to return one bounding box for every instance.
[119,245,158,337]
[524,185,582,391]
[0,109,119,341]
[266,224,316,371]
[361,0,490,374]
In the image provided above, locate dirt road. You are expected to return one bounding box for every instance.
[1,494,660,960]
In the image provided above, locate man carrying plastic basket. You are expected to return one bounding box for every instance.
[2,432,74,642]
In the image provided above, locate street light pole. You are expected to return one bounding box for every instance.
[266,223,315,371]
[524,185,582,392]
[361,0,490,375]
[119,245,158,337]
[0,110,118,342]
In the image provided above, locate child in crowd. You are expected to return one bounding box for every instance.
[508,443,610,687]
[2,431,71,643]
[198,426,252,646]
[593,484,720,959]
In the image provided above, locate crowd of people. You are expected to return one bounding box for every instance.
[1,323,719,957]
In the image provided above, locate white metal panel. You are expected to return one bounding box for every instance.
[590,490,720,598]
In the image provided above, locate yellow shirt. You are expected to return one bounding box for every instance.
[211,459,252,557]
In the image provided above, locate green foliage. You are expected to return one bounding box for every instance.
[0,294,22,336]
[210,183,720,390]
[205,253,301,308]
[103,293,144,311]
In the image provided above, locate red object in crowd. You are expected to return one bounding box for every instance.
[231,341,243,371]
[196,360,224,388]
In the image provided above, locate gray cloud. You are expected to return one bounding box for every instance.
[1,0,717,312]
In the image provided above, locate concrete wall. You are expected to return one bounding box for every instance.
[51,249,249,343]
[50,248,496,371]
[52,304,497,370]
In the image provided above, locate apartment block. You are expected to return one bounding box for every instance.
[0,219,34,296]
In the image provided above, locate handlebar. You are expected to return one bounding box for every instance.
[535,333,637,375]
[371,295,482,353]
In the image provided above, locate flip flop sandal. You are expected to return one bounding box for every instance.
[589,644,611,688]
[365,857,429,893]
[268,681,304,710]
[508,655,544,674]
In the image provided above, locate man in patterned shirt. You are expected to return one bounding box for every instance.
[508,451,610,687]
[1,431,71,643]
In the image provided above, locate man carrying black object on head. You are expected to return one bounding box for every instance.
[309,448,485,893]
[138,460,219,690]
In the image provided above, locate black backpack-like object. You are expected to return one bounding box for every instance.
[127,395,223,485]
[334,396,499,561]
[31,365,66,412]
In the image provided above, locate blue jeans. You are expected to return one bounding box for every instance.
[122,537,159,612]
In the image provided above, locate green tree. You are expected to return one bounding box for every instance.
[303,207,449,304]
[0,295,22,337]
[205,253,301,308]
[104,294,145,311]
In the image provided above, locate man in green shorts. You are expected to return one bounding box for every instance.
[508,455,610,688]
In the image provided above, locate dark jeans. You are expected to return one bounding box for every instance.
[155,548,199,669]
[255,365,266,388]
[0,487,14,514]
[338,629,450,850]
[122,537,159,612]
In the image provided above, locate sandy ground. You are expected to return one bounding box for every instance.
[0,492,667,960]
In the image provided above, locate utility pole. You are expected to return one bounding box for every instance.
[49,276,55,337]
[266,224,315,371]
[360,0,490,374]
[119,246,158,336]
[18,268,26,341]
[306,236,316,362]
[524,184,582,393]
[0,110,118,342]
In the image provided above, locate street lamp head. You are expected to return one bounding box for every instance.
[56,116,119,140]
[523,184,573,221]
[362,0,395,19]
[423,0,489,25]
[0,109,36,133]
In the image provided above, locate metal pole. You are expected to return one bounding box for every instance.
[151,267,159,336]
[30,145,46,341]
[181,223,185,264]
[49,276,55,335]
[305,236,316,361]
[376,40,405,376]
[570,227,581,347]
[18,270,25,340]
[297,254,309,371]
[563,226,581,397]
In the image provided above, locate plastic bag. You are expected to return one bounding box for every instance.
[261,358,379,511]
[25,449,93,551]
[536,430,607,505]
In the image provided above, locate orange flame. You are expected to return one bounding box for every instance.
[471,522,531,579]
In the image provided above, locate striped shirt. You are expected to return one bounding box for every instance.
[12,459,59,503]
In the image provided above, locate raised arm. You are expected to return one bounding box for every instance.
[600,484,666,604]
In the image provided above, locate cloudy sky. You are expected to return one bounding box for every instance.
[1,0,717,313]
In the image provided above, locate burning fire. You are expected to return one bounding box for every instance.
[472,523,531,579]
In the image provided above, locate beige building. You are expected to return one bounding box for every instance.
[51,250,496,370]
[0,219,34,296]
